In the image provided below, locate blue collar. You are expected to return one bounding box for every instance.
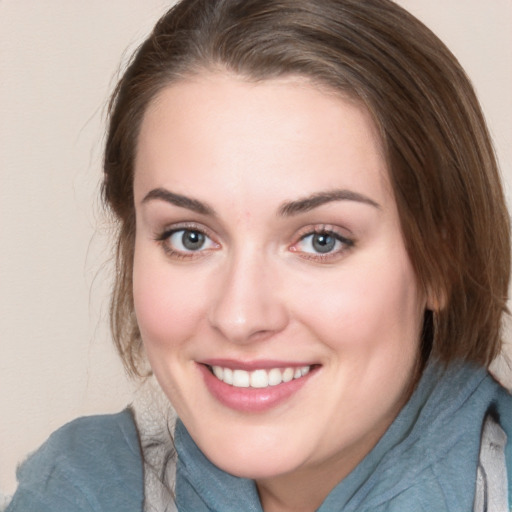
[175,362,505,511]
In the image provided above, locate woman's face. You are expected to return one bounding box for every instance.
[133,73,427,488]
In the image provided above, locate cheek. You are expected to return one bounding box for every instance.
[294,251,424,356]
[132,247,206,351]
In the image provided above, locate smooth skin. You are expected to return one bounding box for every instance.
[132,73,428,512]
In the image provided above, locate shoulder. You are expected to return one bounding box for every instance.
[473,380,512,511]
[7,409,143,512]
[38,407,142,460]
[492,383,512,469]
[494,385,512,504]
[495,382,512,434]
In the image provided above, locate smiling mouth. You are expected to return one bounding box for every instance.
[206,364,316,389]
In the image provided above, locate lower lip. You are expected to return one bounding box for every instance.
[198,364,315,413]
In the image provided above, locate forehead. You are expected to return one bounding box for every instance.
[134,73,391,209]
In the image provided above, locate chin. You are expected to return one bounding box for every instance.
[191,421,309,480]
[209,450,301,481]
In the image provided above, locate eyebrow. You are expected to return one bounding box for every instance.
[278,189,381,216]
[142,187,380,217]
[142,188,215,216]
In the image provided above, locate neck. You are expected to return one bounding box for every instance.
[256,425,388,512]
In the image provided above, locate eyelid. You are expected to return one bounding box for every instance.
[155,221,216,240]
[293,224,354,243]
[155,222,220,259]
[289,224,355,261]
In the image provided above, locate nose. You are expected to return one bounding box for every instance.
[208,250,289,344]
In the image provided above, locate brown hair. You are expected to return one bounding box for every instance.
[103,0,510,377]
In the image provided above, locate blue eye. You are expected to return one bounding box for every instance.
[296,231,352,255]
[166,229,216,253]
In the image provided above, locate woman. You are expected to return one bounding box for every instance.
[7,0,511,510]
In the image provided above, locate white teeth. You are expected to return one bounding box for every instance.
[210,365,312,388]
[232,369,250,387]
[223,367,233,385]
[268,368,282,386]
[250,369,268,388]
[282,367,294,383]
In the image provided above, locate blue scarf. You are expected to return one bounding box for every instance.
[175,361,511,511]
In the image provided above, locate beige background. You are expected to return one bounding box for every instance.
[1,0,511,497]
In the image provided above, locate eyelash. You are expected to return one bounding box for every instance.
[154,223,354,262]
[290,225,354,262]
[155,223,218,260]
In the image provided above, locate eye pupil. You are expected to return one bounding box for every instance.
[312,233,335,253]
[182,230,205,250]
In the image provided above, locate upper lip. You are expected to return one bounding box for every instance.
[200,358,318,371]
